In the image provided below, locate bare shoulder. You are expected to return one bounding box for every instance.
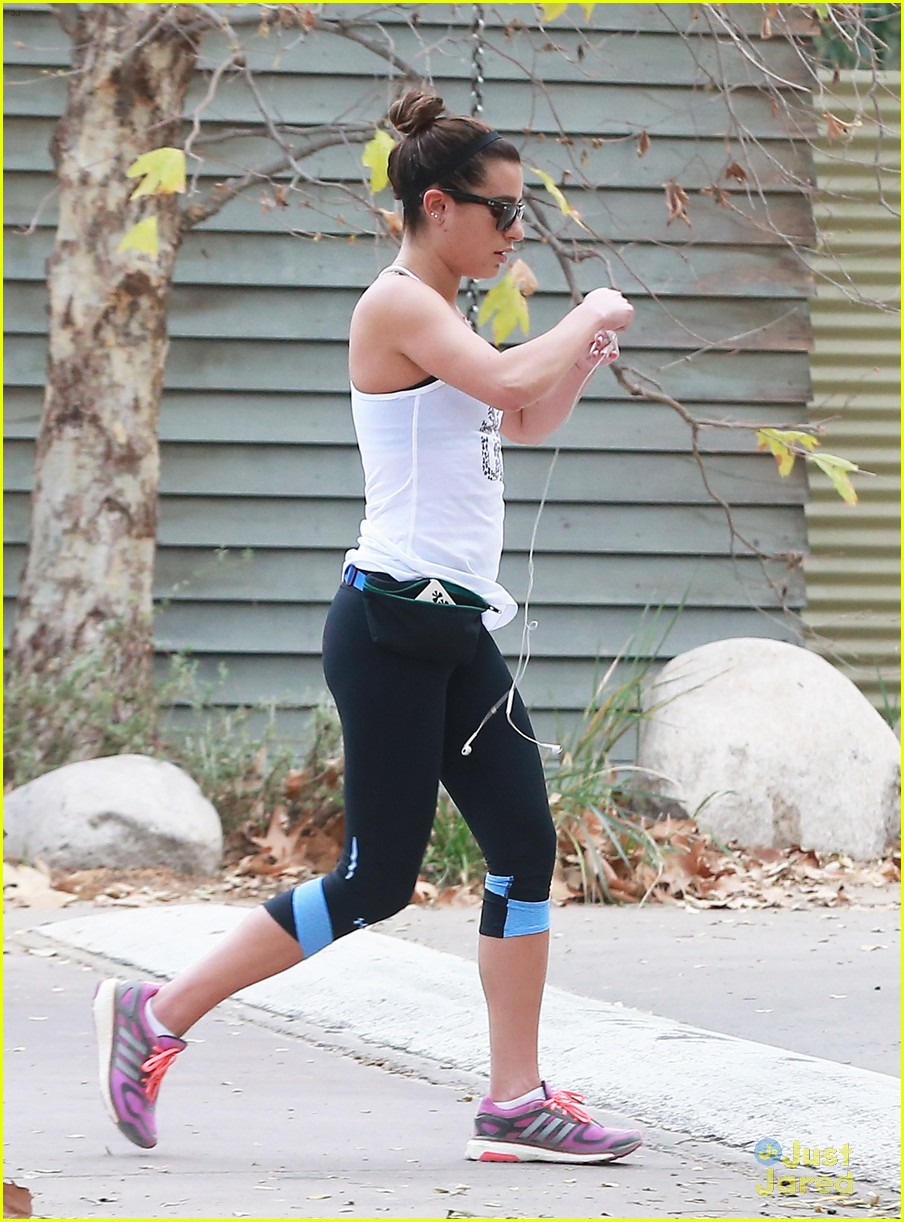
[353,271,441,327]
[349,273,447,391]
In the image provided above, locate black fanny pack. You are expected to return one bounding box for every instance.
[345,566,489,665]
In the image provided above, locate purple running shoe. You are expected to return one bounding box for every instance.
[466,1082,643,1163]
[93,979,186,1149]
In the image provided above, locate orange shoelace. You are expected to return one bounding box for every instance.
[547,1088,592,1123]
[141,1046,182,1102]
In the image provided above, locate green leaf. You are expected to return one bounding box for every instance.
[126,147,186,199]
[478,272,530,345]
[810,452,861,505]
[361,130,395,195]
[117,216,159,257]
[529,165,589,230]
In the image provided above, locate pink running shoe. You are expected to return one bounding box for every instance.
[93,979,186,1149]
[466,1083,643,1163]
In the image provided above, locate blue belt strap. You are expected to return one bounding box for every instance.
[343,564,367,591]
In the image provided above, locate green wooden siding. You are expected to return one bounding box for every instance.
[804,71,901,716]
[4,3,818,742]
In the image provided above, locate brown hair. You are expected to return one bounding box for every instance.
[387,89,520,232]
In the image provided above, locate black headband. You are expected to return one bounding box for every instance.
[408,130,502,199]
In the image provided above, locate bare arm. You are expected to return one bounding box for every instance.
[351,278,633,412]
[501,332,622,445]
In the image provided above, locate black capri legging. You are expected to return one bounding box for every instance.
[264,581,557,955]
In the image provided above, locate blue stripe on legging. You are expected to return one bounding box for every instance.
[503,897,550,937]
[291,877,334,958]
[485,873,513,898]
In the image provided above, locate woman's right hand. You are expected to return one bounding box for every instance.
[582,288,634,333]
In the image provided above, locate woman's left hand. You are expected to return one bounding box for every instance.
[575,330,619,375]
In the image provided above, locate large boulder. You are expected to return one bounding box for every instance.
[636,638,900,860]
[3,754,223,874]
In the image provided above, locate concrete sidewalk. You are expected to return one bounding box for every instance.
[3,899,900,1220]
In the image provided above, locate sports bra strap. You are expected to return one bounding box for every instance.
[379,264,421,281]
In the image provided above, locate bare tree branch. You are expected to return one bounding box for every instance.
[50,3,79,38]
[180,126,373,231]
[306,13,422,81]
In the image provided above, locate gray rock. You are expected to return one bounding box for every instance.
[636,637,900,860]
[3,754,223,874]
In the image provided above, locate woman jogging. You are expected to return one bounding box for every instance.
[93,89,641,1165]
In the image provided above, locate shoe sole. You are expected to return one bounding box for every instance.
[465,1136,643,1163]
[92,979,120,1129]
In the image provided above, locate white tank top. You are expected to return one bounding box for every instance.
[344,267,517,630]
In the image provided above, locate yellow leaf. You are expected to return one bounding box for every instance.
[478,271,530,345]
[758,427,820,453]
[126,147,186,199]
[529,166,588,230]
[117,216,158,256]
[756,427,821,477]
[544,2,598,17]
[756,429,796,477]
[362,129,395,195]
[811,452,861,505]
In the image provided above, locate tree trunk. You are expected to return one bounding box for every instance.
[9,4,199,698]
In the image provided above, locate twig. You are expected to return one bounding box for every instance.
[180,128,373,231]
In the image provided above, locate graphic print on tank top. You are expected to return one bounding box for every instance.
[480,406,504,482]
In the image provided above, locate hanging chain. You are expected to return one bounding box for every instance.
[465,4,486,329]
[470,3,486,117]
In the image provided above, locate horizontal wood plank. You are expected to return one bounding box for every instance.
[5,336,814,402]
[3,439,808,505]
[4,223,815,296]
[3,387,815,450]
[5,63,816,140]
[149,599,803,659]
[6,281,813,352]
[3,545,805,607]
[4,8,815,85]
[3,490,808,556]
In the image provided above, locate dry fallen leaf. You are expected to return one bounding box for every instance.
[823,111,861,143]
[760,4,777,38]
[3,1182,33,1219]
[664,180,691,226]
[3,862,76,909]
[377,208,403,237]
[508,257,538,297]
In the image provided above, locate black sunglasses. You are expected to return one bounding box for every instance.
[441,188,525,232]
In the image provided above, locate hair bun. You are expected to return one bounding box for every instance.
[389,89,446,137]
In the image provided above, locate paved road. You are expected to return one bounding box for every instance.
[3,898,899,1220]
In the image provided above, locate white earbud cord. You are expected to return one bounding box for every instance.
[459,331,619,759]
[461,446,562,757]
